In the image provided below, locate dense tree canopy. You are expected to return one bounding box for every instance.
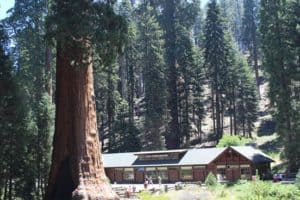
[0,0,300,198]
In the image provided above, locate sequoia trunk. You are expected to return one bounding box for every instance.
[45,40,118,200]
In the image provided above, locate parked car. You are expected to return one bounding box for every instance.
[273,173,296,183]
[273,173,285,182]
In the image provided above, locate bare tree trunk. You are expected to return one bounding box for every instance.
[220,100,224,136]
[233,88,237,135]
[127,55,135,126]
[3,178,8,200]
[45,0,53,100]
[253,38,260,99]
[8,174,12,200]
[230,99,233,136]
[184,86,190,147]
[211,86,216,135]
[45,46,53,98]
[41,176,46,198]
[45,40,118,200]
[106,67,115,152]
[8,126,13,200]
[215,89,221,141]
[0,181,2,200]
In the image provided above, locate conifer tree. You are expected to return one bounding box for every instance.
[204,0,227,141]
[242,0,260,98]
[260,0,300,171]
[0,24,41,200]
[139,2,167,150]
[110,0,141,152]
[162,0,181,149]
[223,31,258,137]
[235,56,258,137]
[219,0,244,48]
[4,0,55,198]
[45,0,126,199]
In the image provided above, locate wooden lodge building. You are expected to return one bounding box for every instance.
[103,146,273,183]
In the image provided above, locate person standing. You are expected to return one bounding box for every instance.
[158,175,162,189]
[144,177,149,189]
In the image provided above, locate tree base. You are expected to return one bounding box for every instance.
[72,182,119,200]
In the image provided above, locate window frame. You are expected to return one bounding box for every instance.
[180,166,193,180]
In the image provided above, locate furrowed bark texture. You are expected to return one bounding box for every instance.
[45,42,118,200]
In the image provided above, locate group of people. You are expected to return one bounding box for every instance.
[125,185,136,198]
[144,175,162,189]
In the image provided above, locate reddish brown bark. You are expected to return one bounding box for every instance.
[45,40,118,200]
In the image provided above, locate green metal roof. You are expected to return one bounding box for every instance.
[179,147,226,165]
[102,152,138,168]
[231,146,274,163]
[102,146,273,168]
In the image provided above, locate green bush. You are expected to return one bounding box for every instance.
[205,172,218,186]
[237,181,300,200]
[217,135,252,147]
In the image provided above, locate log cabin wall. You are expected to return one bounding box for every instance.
[212,148,253,181]
[103,147,273,183]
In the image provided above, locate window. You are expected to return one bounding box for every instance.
[217,168,226,175]
[123,168,134,180]
[228,165,239,169]
[240,165,251,179]
[241,168,250,175]
[139,153,179,160]
[217,165,226,181]
[157,167,168,180]
[194,166,205,169]
[241,168,251,178]
[146,167,157,180]
[180,167,193,180]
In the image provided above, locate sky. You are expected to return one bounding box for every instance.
[0,0,15,20]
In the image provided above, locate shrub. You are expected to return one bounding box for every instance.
[205,172,218,186]
[217,135,252,147]
[237,181,300,200]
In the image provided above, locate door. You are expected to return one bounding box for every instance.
[135,169,144,183]
[226,167,240,182]
[193,168,206,182]
[115,170,123,183]
[168,168,179,182]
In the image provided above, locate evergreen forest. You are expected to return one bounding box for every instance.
[0,0,299,199]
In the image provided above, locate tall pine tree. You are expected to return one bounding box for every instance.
[204,0,227,141]
[242,0,260,98]
[260,0,300,171]
[139,2,167,150]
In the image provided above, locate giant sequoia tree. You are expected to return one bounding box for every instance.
[45,0,125,199]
